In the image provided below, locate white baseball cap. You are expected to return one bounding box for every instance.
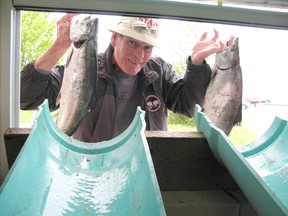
[109,16,160,47]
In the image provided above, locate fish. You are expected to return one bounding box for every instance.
[202,37,242,135]
[56,16,98,136]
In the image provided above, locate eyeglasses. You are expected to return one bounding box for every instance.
[119,19,159,37]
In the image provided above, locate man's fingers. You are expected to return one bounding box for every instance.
[211,29,219,42]
[218,41,225,52]
[58,13,78,23]
[226,35,235,46]
[199,32,208,41]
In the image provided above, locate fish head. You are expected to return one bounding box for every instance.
[215,37,240,70]
[70,16,98,48]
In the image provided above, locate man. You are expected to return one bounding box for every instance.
[20,14,224,142]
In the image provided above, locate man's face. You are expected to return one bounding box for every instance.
[111,34,154,76]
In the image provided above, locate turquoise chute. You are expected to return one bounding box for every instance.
[194,104,288,216]
[0,100,165,216]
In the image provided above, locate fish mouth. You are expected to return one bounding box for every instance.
[216,65,233,70]
[73,40,86,49]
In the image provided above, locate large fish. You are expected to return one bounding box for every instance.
[56,16,98,136]
[202,37,242,135]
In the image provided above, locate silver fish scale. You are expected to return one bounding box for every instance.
[56,17,99,136]
[203,38,242,135]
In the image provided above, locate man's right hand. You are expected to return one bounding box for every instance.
[34,13,78,72]
[191,29,224,65]
[54,13,78,50]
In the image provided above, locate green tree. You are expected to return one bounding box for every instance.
[20,11,57,126]
[166,21,198,127]
[170,22,198,76]
[20,11,56,69]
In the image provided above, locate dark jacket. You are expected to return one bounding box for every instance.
[21,44,211,142]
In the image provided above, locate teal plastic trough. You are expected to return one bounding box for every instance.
[194,104,288,216]
[0,100,166,216]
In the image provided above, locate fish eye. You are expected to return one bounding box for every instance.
[230,46,236,52]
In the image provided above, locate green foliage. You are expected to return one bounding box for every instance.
[20,11,57,125]
[20,11,56,69]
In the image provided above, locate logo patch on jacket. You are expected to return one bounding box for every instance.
[145,95,161,112]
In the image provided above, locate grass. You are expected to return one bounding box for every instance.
[20,110,257,147]
[168,122,257,147]
[168,124,196,132]
[20,109,58,127]
[229,125,257,147]
[20,110,35,123]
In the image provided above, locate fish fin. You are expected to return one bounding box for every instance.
[235,101,242,126]
[210,67,217,80]
[65,48,74,67]
[56,92,61,107]
[236,102,242,125]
